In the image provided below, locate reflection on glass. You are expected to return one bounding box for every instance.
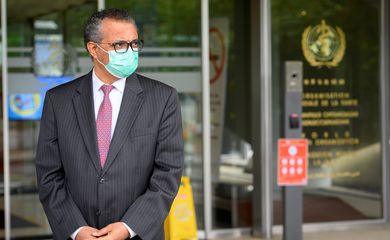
[7,2,96,238]
[106,0,204,229]
[209,0,253,229]
[272,0,382,224]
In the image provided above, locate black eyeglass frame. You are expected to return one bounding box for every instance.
[98,39,144,53]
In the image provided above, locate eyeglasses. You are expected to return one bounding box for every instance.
[98,39,144,53]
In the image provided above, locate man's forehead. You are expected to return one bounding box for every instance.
[101,18,136,29]
[100,18,138,40]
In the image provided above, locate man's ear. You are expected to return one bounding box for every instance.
[86,42,97,59]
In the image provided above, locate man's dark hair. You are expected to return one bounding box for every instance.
[83,8,137,47]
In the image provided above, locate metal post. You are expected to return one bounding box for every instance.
[250,0,263,237]
[201,0,212,238]
[98,0,105,10]
[380,0,390,222]
[283,61,303,240]
[260,0,273,237]
[2,0,11,239]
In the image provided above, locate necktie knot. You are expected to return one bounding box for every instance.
[101,85,114,95]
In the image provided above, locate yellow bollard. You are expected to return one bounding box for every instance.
[165,176,198,240]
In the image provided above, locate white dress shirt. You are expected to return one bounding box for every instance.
[70,70,137,239]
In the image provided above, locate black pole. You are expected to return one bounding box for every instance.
[283,61,303,240]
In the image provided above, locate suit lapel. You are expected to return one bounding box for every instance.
[72,72,101,174]
[102,73,144,176]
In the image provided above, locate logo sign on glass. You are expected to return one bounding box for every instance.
[302,19,345,68]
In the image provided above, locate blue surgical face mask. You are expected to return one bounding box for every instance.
[96,44,138,78]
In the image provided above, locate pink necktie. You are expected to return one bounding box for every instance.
[96,85,114,167]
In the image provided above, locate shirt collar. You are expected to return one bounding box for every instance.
[92,70,126,94]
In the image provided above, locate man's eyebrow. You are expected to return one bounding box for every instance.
[112,39,137,43]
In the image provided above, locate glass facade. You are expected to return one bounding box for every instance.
[0,0,387,239]
[271,0,383,224]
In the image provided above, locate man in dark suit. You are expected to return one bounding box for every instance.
[35,9,184,240]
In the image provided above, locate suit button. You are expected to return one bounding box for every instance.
[99,178,105,184]
[96,211,101,216]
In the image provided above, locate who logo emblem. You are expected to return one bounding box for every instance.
[302,19,346,68]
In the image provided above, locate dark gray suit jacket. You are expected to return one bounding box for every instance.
[35,72,184,240]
